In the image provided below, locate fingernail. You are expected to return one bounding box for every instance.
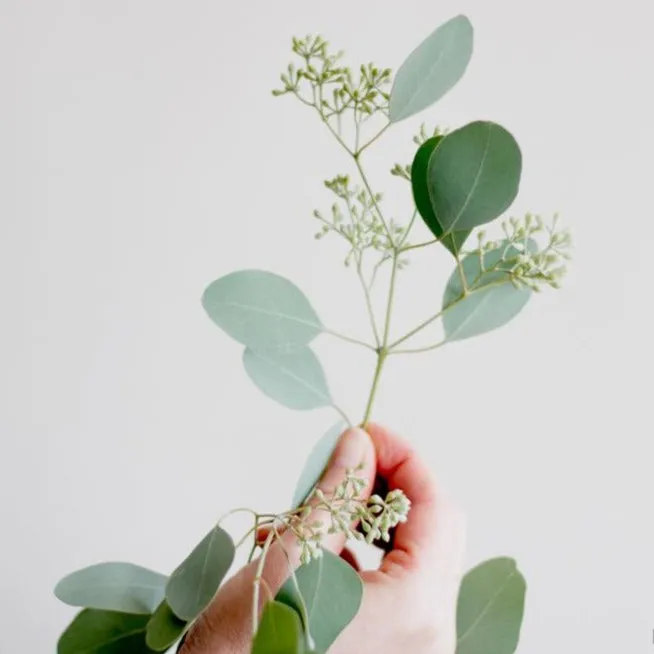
[332,428,368,469]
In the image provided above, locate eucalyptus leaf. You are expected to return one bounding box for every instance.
[252,601,305,654]
[166,526,235,622]
[243,346,332,411]
[146,601,186,652]
[58,609,152,654]
[427,121,522,233]
[54,562,167,615]
[411,136,470,255]
[390,15,474,123]
[456,558,526,654]
[202,270,322,349]
[276,550,363,652]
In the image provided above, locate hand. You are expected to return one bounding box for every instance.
[180,424,466,654]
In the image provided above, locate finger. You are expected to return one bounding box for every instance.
[339,546,361,572]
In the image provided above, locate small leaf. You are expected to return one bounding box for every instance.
[411,136,470,255]
[146,601,186,652]
[390,15,474,123]
[252,601,305,654]
[292,422,345,508]
[54,562,167,615]
[243,346,332,411]
[276,551,363,652]
[456,558,526,654]
[166,526,235,622]
[58,609,151,654]
[202,270,323,350]
[427,121,522,233]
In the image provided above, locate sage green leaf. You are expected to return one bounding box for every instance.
[54,562,167,615]
[427,122,522,232]
[292,422,345,508]
[389,15,473,123]
[166,526,235,622]
[252,601,305,654]
[442,240,533,341]
[276,550,363,652]
[146,601,186,652]
[243,346,332,411]
[58,609,151,654]
[411,136,470,255]
[202,270,322,349]
[456,558,526,654]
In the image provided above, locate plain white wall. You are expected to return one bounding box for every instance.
[2,1,653,652]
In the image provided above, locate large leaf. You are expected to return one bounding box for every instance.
[292,422,345,508]
[202,270,322,349]
[58,609,152,654]
[252,601,305,654]
[442,240,533,341]
[390,15,474,123]
[411,136,470,255]
[243,346,332,411]
[55,562,167,615]
[456,558,526,654]
[427,121,522,233]
[166,526,235,622]
[276,550,363,652]
[146,601,186,652]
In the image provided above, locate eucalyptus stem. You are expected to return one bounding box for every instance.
[354,154,394,244]
[361,348,387,426]
[323,327,376,351]
[252,528,276,635]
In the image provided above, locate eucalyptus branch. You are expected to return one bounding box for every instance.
[322,327,376,351]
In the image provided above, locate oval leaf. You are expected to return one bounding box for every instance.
[276,550,363,652]
[252,601,305,654]
[427,121,522,233]
[58,609,151,654]
[146,601,186,652]
[166,526,235,622]
[390,15,473,123]
[243,346,332,411]
[54,562,167,615]
[456,558,526,654]
[411,136,470,255]
[202,270,322,350]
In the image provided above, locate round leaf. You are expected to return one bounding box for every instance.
[456,558,526,654]
[252,601,305,654]
[202,270,323,349]
[146,601,186,652]
[390,15,474,123]
[166,526,235,622]
[54,562,167,615]
[243,346,332,411]
[427,121,522,232]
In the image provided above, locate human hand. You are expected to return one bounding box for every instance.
[180,424,466,654]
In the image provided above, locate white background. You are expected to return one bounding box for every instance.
[2,1,653,652]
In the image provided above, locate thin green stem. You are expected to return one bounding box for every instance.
[323,327,376,351]
[354,155,394,244]
[356,256,381,347]
[401,238,438,252]
[391,340,447,355]
[361,348,387,426]
[398,210,418,248]
[356,123,390,156]
[252,528,276,635]
[455,253,468,292]
[382,254,399,345]
[332,402,352,427]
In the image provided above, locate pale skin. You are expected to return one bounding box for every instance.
[181,424,467,654]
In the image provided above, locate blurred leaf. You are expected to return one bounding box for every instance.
[202,270,322,349]
[252,601,305,654]
[427,122,522,232]
[243,346,332,411]
[166,526,235,622]
[389,15,473,123]
[146,601,186,652]
[411,136,470,254]
[55,562,167,615]
[276,551,362,652]
[456,558,526,654]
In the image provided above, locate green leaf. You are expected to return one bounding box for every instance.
[276,551,363,652]
[202,270,323,350]
[243,346,332,411]
[252,601,305,654]
[411,136,470,255]
[146,601,186,652]
[166,526,235,622]
[427,121,522,233]
[292,422,345,508]
[54,562,167,615]
[442,240,532,341]
[456,558,526,654]
[389,15,473,123]
[58,609,152,654]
